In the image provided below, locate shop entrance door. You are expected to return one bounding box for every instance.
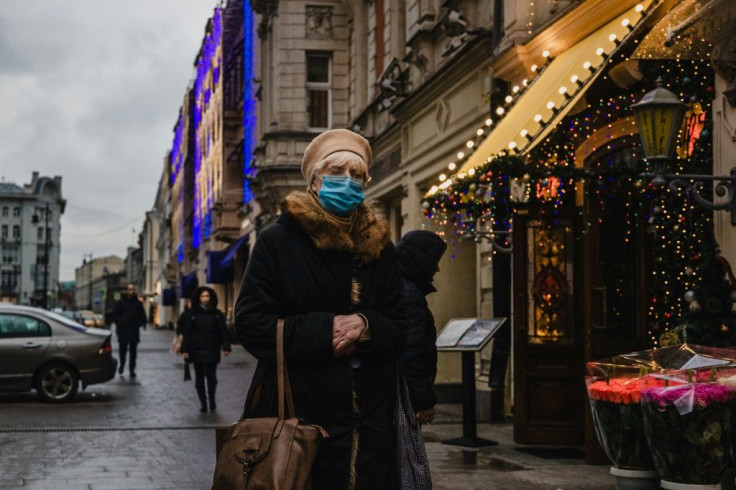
[513,208,584,444]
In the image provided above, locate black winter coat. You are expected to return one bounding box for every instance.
[235,193,407,490]
[113,295,147,344]
[396,230,447,412]
[180,287,231,364]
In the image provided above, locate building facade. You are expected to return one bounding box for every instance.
[0,172,65,307]
[74,255,125,311]
[144,0,736,457]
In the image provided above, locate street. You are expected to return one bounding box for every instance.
[0,327,614,490]
[0,327,254,490]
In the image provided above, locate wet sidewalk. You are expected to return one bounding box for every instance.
[0,325,615,489]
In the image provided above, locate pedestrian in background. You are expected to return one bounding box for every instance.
[180,286,231,412]
[235,129,407,489]
[396,230,447,425]
[175,300,193,381]
[112,283,147,378]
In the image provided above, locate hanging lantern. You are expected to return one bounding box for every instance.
[631,78,688,186]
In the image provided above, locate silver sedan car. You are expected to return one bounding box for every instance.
[0,304,117,402]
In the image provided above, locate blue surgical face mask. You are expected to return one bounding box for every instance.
[317,175,365,216]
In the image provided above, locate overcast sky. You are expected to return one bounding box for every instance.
[0,1,218,281]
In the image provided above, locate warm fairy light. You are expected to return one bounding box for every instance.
[508,141,517,150]
[596,48,605,57]
[496,107,505,116]
[429,185,438,194]
[467,168,475,176]
[531,64,538,72]
[512,85,520,93]
[635,4,644,12]
[583,61,593,71]
[439,173,447,181]
[534,114,543,123]
[571,74,583,86]
[542,50,550,58]
[622,18,631,27]
[505,95,513,104]
[476,128,484,136]
[559,86,568,95]
[520,129,529,138]
[546,101,556,110]
[439,179,452,190]
[448,163,456,171]
[466,140,474,149]
[609,33,618,43]
[485,118,493,126]
[522,79,529,87]
[457,151,465,159]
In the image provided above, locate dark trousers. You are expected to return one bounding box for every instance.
[193,362,218,406]
[118,342,138,374]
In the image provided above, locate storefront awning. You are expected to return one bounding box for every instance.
[221,235,249,268]
[162,287,177,306]
[632,0,730,61]
[180,272,199,300]
[206,235,249,284]
[457,1,655,177]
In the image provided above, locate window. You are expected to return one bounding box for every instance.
[1,225,7,239]
[37,227,43,240]
[12,225,20,239]
[13,207,20,218]
[0,314,51,338]
[306,52,331,129]
[1,207,7,217]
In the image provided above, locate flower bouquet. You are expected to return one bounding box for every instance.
[587,344,736,479]
[587,376,662,470]
[641,381,735,485]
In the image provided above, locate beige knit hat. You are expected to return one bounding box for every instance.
[301,129,372,181]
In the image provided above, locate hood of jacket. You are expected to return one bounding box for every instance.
[191,286,219,311]
[282,191,391,263]
[396,230,447,294]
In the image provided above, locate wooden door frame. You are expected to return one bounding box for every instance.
[513,205,585,444]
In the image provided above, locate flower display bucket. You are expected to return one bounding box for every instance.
[587,377,666,471]
[641,383,734,486]
[609,467,660,490]
[659,480,722,490]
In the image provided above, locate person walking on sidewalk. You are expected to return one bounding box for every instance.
[175,300,193,381]
[396,230,447,425]
[180,287,231,412]
[235,129,407,489]
[112,283,147,378]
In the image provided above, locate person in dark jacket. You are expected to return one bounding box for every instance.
[396,230,447,425]
[112,283,147,377]
[235,129,407,490]
[180,287,231,412]
[175,300,192,381]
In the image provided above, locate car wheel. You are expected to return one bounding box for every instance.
[35,363,79,403]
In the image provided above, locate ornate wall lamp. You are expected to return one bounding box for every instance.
[632,79,736,225]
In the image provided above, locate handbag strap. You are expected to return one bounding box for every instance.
[242,319,297,422]
[276,319,296,420]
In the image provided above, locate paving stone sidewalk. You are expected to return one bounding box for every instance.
[0,326,615,489]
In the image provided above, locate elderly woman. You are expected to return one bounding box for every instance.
[235,129,407,489]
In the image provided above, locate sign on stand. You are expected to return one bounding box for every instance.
[437,317,507,448]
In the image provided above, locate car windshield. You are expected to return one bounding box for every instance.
[43,310,87,332]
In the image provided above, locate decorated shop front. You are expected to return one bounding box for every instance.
[422,0,733,456]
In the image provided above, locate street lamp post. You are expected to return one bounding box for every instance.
[632,78,736,225]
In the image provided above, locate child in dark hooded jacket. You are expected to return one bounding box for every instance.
[396,230,447,424]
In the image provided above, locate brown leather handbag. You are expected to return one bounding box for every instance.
[212,319,328,489]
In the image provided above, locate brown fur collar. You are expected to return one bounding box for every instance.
[282,191,391,263]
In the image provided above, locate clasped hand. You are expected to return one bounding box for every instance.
[332,314,366,356]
